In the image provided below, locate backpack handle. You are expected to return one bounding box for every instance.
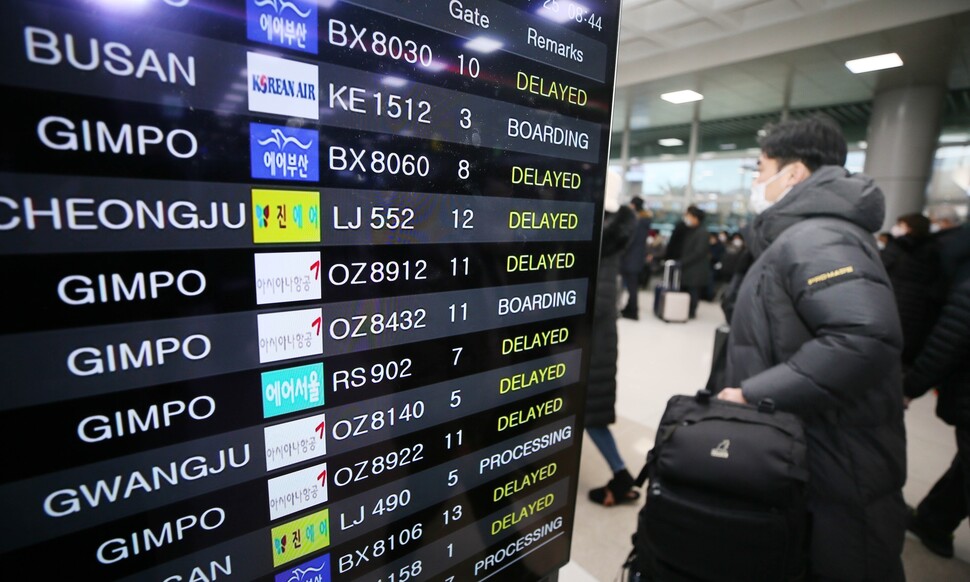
[758,398,776,413]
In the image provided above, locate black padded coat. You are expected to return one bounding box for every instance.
[904,224,970,427]
[585,206,636,427]
[724,166,907,581]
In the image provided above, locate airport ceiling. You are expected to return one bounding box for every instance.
[611,0,970,157]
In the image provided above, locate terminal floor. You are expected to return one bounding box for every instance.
[560,289,970,582]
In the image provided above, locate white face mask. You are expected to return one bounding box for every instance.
[749,167,792,215]
[877,241,886,251]
[890,224,907,238]
[930,222,942,234]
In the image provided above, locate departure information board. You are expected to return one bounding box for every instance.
[0,0,621,580]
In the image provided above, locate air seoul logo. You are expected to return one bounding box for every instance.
[248,0,318,54]
[247,52,319,120]
[251,122,318,182]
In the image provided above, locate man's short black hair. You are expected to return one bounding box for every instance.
[686,205,705,222]
[631,196,645,211]
[757,114,847,172]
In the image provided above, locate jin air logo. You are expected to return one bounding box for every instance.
[710,439,730,459]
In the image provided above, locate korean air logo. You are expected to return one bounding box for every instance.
[248,52,319,120]
[247,1,318,54]
[250,122,318,182]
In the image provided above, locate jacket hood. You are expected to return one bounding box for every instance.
[748,166,885,257]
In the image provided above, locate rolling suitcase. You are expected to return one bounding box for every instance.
[654,260,690,323]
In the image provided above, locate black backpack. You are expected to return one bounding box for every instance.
[623,390,810,582]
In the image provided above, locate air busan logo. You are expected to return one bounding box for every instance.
[248,52,319,120]
[248,0,317,54]
[710,439,730,459]
[274,553,330,582]
[250,122,318,182]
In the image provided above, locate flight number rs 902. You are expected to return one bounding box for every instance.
[328,260,428,285]
[329,309,427,340]
[332,358,413,391]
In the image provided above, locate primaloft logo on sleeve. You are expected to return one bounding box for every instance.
[248,52,319,120]
[247,0,318,54]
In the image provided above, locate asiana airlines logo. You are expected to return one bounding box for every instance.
[710,439,730,459]
[248,52,319,120]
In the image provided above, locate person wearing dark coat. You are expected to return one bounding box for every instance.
[904,223,970,559]
[705,231,726,300]
[664,219,687,261]
[880,213,943,365]
[586,170,638,506]
[718,116,907,581]
[620,196,652,320]
[678,205,710,319]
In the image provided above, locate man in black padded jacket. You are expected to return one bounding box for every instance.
[718,116,907,581]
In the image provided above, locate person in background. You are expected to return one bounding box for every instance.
[880,213,943,366]
[586,170,639,506]
[720,232,745,283]
[706,231,726,301]
[718,115,907,581]
[929,205,962,236]
[620,196,652,320]
[904,221,970,559]
[664,218,687,263]
[678,205,710,319]
[876,231,892,251]
[643,230,666,290]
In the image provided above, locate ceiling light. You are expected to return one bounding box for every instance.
[719,143,737,150]
[658,138,684,147]
[940,133,969,144]
[845,52,903,74]
[660,90,703,104]
[381,76,408,88]
[465,37,503,53]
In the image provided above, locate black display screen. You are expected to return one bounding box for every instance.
[0,0,621,580]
